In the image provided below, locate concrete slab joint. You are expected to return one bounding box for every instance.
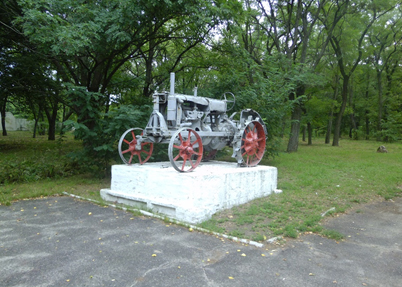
[100,161,278,224]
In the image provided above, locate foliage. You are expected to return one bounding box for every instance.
[1,0,402,159]
[0,160,78,184]
[64,104,151,176]
[0,131,81,185]
[379,113,402,142]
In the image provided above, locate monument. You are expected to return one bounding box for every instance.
[100,73,279,224]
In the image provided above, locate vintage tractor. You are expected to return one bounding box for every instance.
[118,73,267,172]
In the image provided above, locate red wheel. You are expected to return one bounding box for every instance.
[168,128,203,172]
[240,121,266,166]
[118,128,153,165]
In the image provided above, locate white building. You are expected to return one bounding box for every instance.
[0,112,31,131]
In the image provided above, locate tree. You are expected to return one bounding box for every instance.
[16,0,228,133]
[253,0,346,152]
[0,0,23,135]
[324,0,396,146]
[367,9,402,140]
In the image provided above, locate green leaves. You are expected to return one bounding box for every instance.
[64,104,151,176]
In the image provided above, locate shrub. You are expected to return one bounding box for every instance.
[64,104,152,177]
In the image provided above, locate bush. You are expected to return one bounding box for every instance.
[64,104,152,177]
[0,160,78,184]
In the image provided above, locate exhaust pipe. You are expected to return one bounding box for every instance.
[170,72,175,95]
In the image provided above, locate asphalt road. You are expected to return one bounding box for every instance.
[1,196,401,287]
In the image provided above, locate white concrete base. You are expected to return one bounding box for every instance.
[100,161,279,224]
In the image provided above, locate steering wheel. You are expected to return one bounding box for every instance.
[221,92,235,111]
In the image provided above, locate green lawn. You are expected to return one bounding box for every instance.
[200,138,402,241]
[1,131,401,241]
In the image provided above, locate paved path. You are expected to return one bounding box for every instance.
[1,196,401,286]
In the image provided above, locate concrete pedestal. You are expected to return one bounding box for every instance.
[100,161,279,224]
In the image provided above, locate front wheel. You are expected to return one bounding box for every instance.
[240,121,266,166]
[168,128,203,172]
[118,128,153,165]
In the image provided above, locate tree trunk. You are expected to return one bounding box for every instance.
[1,100,7,136]
[287,102,302,152]
[332,75,349,146]
[33,118,39,138]
[376,70,383,141]
[302,125,306,142]
[364,73,370,140]
[349,83,357,139]
[46,103,58,141]
[365,110,370,140]
[325,74,339,144]
[287,85,305,152]
[325,111,333,144]
[307,122,312,145]
[349,113,357,139]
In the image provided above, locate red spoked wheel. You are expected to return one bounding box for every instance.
[168,128,203,172]
[240,121,266,166]
[118,128,153,165]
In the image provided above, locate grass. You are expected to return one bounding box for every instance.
[199,137,402,241]
[0,131,109,205]
[1,131,402,242]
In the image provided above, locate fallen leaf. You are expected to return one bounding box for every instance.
[261,254,266,257]
[228,277,234,280]
[309,273,315,276]
[241,253,246,257]
[88,212,92,215]
[152,254,157,257]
